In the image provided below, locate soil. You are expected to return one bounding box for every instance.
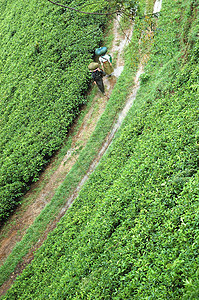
[0,2,161,292]
[0,16,135,297]
[1,0,163,294]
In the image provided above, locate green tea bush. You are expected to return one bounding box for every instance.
[0,0,107,222]
[2,0,199,298]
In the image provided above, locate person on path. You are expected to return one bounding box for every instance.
[91,67,106,94]
[99,51,114,76]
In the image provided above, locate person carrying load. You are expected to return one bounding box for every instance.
[88,62,106,94]
[95,47,113,76]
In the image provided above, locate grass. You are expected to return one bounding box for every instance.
[2,0,198,298]
[0,13,143,288]
[2,1,198,300]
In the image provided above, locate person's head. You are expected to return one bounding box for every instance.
[88,62,99,71]
[95,46,107,56]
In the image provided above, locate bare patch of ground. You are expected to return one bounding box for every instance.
[0,94,108,263]
[1,1,163,296]
[0,17,134,296]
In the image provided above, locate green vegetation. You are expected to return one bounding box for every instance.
[1,0,199,298]
[0,0,108,222]
[0,0,141,287]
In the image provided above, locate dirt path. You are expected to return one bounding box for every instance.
[0,16,135,296]
[0,1,163,296]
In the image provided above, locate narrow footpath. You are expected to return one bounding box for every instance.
[0,0,162,295]
[0,15,133,296]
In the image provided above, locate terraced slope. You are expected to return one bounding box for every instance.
[0,0,106,222]
[1,0,199,298]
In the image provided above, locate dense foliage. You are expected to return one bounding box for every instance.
[2,0,199,298]
[0,0,107,222]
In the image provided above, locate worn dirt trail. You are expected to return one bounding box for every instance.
[0,16,135,296]
[0,1,163,296]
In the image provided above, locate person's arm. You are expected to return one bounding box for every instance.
[107,56,112,66]
[99,57,104,71]
[91,72,97,84]
[97,68,106,77]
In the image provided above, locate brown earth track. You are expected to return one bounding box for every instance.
[1,0,162,296]
[0,17,134,297]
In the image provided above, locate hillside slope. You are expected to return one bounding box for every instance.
[1,0,199,299]
[0,0,107,222]
[0,12,134,290]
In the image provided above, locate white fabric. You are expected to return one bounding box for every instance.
[99,54,111,64]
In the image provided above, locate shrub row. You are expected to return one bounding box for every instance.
[0,0,107,222]
[2,0,199,298]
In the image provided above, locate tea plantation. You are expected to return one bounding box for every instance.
[1,0,199,298]
[0,0,107,222]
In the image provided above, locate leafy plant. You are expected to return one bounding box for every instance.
[1,0,199,298]
[0,0,107,223]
